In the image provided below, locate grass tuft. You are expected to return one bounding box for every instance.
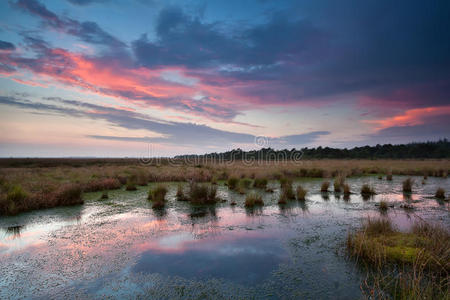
[321,181,330,192]
[361,184,376,196]
[402,178,414,193]
[296,185,307,201]
[245,192,264,207]
[435,187,445,199]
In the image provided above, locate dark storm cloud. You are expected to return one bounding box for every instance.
[66,0,108,5]
[132,7,324,69]
[14,0,126,48]
[0,95,328,147]
[0,40,16,50]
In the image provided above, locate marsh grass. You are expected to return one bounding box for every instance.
[379,201,388,211]
[361,184,376,197]
[343,184,351,196]
[176,184,188,201]
[349,219,450,299]
[148,184,168,209]
[125,177,137,191]
[435,187,445,199]
[253,178,268,189]
[333,176,345,193]
[321,181,330,192]
[296,185,307,201]
[245,192,264,207]
[227,177,239,190]
[85,178,121,192]
[188,183,218,204]
[280,178,295,200]
[402,178,414,193]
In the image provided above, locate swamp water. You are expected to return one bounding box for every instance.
[1,176,449,299]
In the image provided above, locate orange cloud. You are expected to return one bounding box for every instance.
[366,106,450,130]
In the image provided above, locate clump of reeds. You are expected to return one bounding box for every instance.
[148,184,168,209]
[227,177,239,190]
[333,176,345,192]
[135,170,149,186]
[245,192,264,207]
[240,178,252,189]
[125,177,137,191]
[148,184,167,201]
[280,178,295,200]
[379,201,388,211]
[101,191,108,200]
[435,187,445,199]
[296,185,307,201]
[402,178,413,193]
[361,184,376,197]
[188,183,218,204]
[253,178,268,189]
[176,184,188,201]
[343,184,351,196]
[386,171,393,181]
[321,181,330,192]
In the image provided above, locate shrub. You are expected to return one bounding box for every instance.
[245,193,264,207]
[227,177,239,190]
[321,181,330,192]
[296,185,307,201]
[361,184,376,196]
[435,187,445,199]
[253,178,268,189]
[402,178,414,193]
[148,184,168,202]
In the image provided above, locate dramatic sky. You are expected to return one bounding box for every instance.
[0,0,449,157]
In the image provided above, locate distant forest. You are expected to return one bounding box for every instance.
[176,139,450,160]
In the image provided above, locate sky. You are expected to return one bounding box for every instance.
[0,0,449,157]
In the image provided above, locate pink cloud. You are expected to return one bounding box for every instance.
[366,106,450,131]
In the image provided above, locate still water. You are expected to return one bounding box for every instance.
[1,176,448,299]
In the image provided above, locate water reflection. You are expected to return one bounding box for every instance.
[132,230,289,285]
[4,225,24,239]
[321,192,330,201]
